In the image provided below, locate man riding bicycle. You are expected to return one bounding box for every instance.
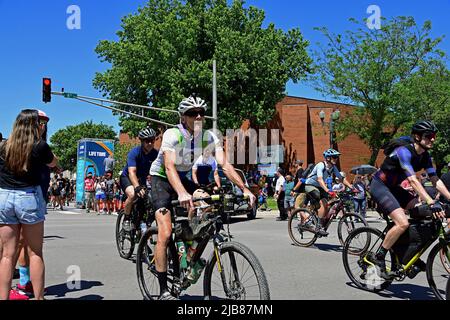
[149,95,256,300]
[120,127,158,231]
[304,148,354,236]
[369,120,450,279]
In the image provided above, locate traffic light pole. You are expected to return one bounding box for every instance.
[51,91,218,128]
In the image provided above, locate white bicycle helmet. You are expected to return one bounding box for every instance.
[178,96,208,115]
[138,127,156,140]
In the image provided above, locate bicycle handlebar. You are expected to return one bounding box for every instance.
[171,193,249,207]
[409,202,450,219]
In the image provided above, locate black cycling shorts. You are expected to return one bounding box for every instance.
[151,175,199,212]
[119,175,133,193]
[369,177,416,217]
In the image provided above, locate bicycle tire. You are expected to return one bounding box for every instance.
[115,210,135,260]
[440,248,450,274]
[337,213,368,248]
[447,277,450,300]
[136,226,180,300]
[203,241,270,300]
[342,227,393,293]
[287,208,318,247]
[426,240,450,300]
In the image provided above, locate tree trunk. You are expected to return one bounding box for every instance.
[369,148,380,166]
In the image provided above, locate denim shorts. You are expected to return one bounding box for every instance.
[0,186,46,225]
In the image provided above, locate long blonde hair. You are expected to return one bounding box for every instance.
[3,109,41,174]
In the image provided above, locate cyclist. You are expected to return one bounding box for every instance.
[149,95,256,300]
[119,127,158,231]
[191,144,221,190]
[303,149,355,236]
[369,120,450,279]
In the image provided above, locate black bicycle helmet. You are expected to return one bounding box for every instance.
[411,120,438,135]
[138,127,156,140]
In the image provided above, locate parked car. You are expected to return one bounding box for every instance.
[216,168,259,219]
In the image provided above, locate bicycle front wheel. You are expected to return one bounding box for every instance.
[115,210,135,260]
[342,227,393,293]
[136,226,179,300]
[203,241,270,300]
[337,213,368,248]
[288,208,318,247]
[426,240,450,300]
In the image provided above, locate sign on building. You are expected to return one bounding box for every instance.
[258,145,284,165]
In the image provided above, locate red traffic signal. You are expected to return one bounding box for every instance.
[42,78,51,103]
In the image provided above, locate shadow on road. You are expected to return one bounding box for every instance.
[46,280,104,299]
[345,281,437,300]
[44,235,65,241]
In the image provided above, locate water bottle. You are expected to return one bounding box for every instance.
[140,222,147,234]
[177,241,188,269]
[186,240,199,263]
[187,258,206,284]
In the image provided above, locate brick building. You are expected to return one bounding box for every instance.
[264,96,384,175]
[119,95,384,178]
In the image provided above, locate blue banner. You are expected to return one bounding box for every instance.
[76,139,115,207]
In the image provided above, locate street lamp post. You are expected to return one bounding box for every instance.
[319,109,340,148]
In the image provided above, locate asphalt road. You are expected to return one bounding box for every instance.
[26,205,441,300]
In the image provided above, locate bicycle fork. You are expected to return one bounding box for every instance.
[213,240,242,299]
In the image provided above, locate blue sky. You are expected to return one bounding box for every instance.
[0,0,449,139]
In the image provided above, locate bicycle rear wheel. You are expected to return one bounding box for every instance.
[203,241,270,300]
[342,227,393,292]
[115,210,135,259]
[337,213,368,248]
[288,208,318,247]
[426,240,450,300]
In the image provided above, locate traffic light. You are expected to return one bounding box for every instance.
[42,78,51,103]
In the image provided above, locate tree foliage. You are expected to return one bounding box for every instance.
[312,16,447,164]
[93,0,312,135]
[49,121,117,172]
[396,64,450,174]
[113,142,137,178]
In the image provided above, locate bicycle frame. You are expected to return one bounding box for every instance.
[167,195,239,296]
[365,219,447,277]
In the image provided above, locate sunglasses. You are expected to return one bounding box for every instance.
[423,132,436,140]
[184,109,205,118]
[143,138,155,143]
[331,155,339,160]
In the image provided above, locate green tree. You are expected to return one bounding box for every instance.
[312,16,446,164]
[113,142,137,178]
[50,121,117,172]
[93,0,311,135]
[396,64,450,175]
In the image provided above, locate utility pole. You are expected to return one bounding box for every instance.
[212,60,218,132]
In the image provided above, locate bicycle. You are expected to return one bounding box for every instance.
[115,190,154,260]
[135,193,270,300]
[342,202,450,300]
[288,190,368,247]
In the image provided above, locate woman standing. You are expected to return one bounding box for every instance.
[0,109,58,300]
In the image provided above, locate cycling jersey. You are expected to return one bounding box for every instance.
[376,144,436,188]
[150,124,222,179]
[304,161,342,189]
[121,146,158,186]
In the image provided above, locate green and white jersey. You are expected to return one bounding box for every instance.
[150,125,223,179]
